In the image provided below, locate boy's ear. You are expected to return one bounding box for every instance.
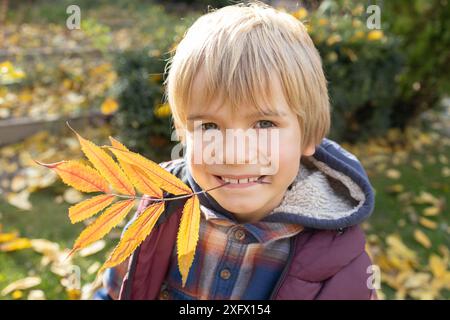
[301,143,316,156]
[174,123,186,144]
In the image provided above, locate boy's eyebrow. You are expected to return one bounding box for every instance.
[187,110,287,121]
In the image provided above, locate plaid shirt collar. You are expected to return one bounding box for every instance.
[200,205,303,244]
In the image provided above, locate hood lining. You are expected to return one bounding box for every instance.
[271,156,366,221]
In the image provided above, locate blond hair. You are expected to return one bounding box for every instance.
[164,1,330,149]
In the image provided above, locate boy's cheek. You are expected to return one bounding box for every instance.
[273,143,302,184]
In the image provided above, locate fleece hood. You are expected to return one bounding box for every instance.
[264,138,375,229]
[169,138,375,231]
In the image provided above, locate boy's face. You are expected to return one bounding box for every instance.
[183,70,315,223]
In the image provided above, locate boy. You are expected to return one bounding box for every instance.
[95,1,376,300]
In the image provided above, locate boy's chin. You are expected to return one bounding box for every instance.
[217,200,268,219]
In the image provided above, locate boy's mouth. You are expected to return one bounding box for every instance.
[213,174,269,186]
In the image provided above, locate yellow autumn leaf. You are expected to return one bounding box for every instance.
[318,18,328,26]
[149,73,162,83]
[78,240,106,257]
[411,160,423,170]
[429,254,447,278]
[177,195,200,287]
[413,229,432,248]
[292,7,308,20]
[100,201,165,272]
[386,169,401,179]
[66,288,81,300]
[6,190,32,211]
[109,136,163,198]
[403,272,430,289]
[423,206,441,216]
[414,191,439,206]
[0,232,18,243]
[101,98,119,115]
[418,217,438,230]
[12,290,23,300]
[0,238,32,252]
[28,290,46,300]
[71,127,135,196]
[367,30,384,41]
[107,146,191,195]
[35,160,110,193]
[30,239,60,257]
[11,175,27,192]
[153,103,171,118]
[69,194,115,223]
[1,277,41,296]
[0,61,25,83]
[386,184,404,193]
[63,188,84,204]
[442,166,450,177]
[71,199,135,253]
[36,125,219,286]
[385,234,418,271]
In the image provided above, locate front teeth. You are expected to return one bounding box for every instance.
[220,176,259,184]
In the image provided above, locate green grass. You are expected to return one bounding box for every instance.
[363,136,450,299]
[0,183,116,300]
[368,151,449,255]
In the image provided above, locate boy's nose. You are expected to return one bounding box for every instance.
[221,133,273,166]
[224,138,256,164]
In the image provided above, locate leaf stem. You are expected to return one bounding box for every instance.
[106,181,230,202]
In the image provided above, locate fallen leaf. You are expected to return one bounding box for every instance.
[27,290,46,300]
[63,188,84,204]
[0,238,32,252]
[30,239,60,258]
[440,166,450,178]
[386,169,401,179]
[386,184,404,193]
[403,272,431,289]
[78,240,106,257]
[101,98,118,115]
[11,175,27,192]
[429,254,447,279]
[6,190,32,210]
[12,290,23,300]
[0,232,18,243]
[414,191,439,206]
[423,206,441,216]
[87,262,101,274]
[418,217,438,229]
[1,277,41,296]
[413,229,432,248]
[66,288,81,300]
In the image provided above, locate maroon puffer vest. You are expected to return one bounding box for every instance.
[119,205,375,300]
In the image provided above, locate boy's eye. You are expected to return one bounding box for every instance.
[201,122,219,131]
[255,120,276,129]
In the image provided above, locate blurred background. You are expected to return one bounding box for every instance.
[0,0,448,300]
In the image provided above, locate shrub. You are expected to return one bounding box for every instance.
[294,1,403,142]
[383,0,450,129]
[113,48,175,162]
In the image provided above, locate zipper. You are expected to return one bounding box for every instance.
[269,234,299,300]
